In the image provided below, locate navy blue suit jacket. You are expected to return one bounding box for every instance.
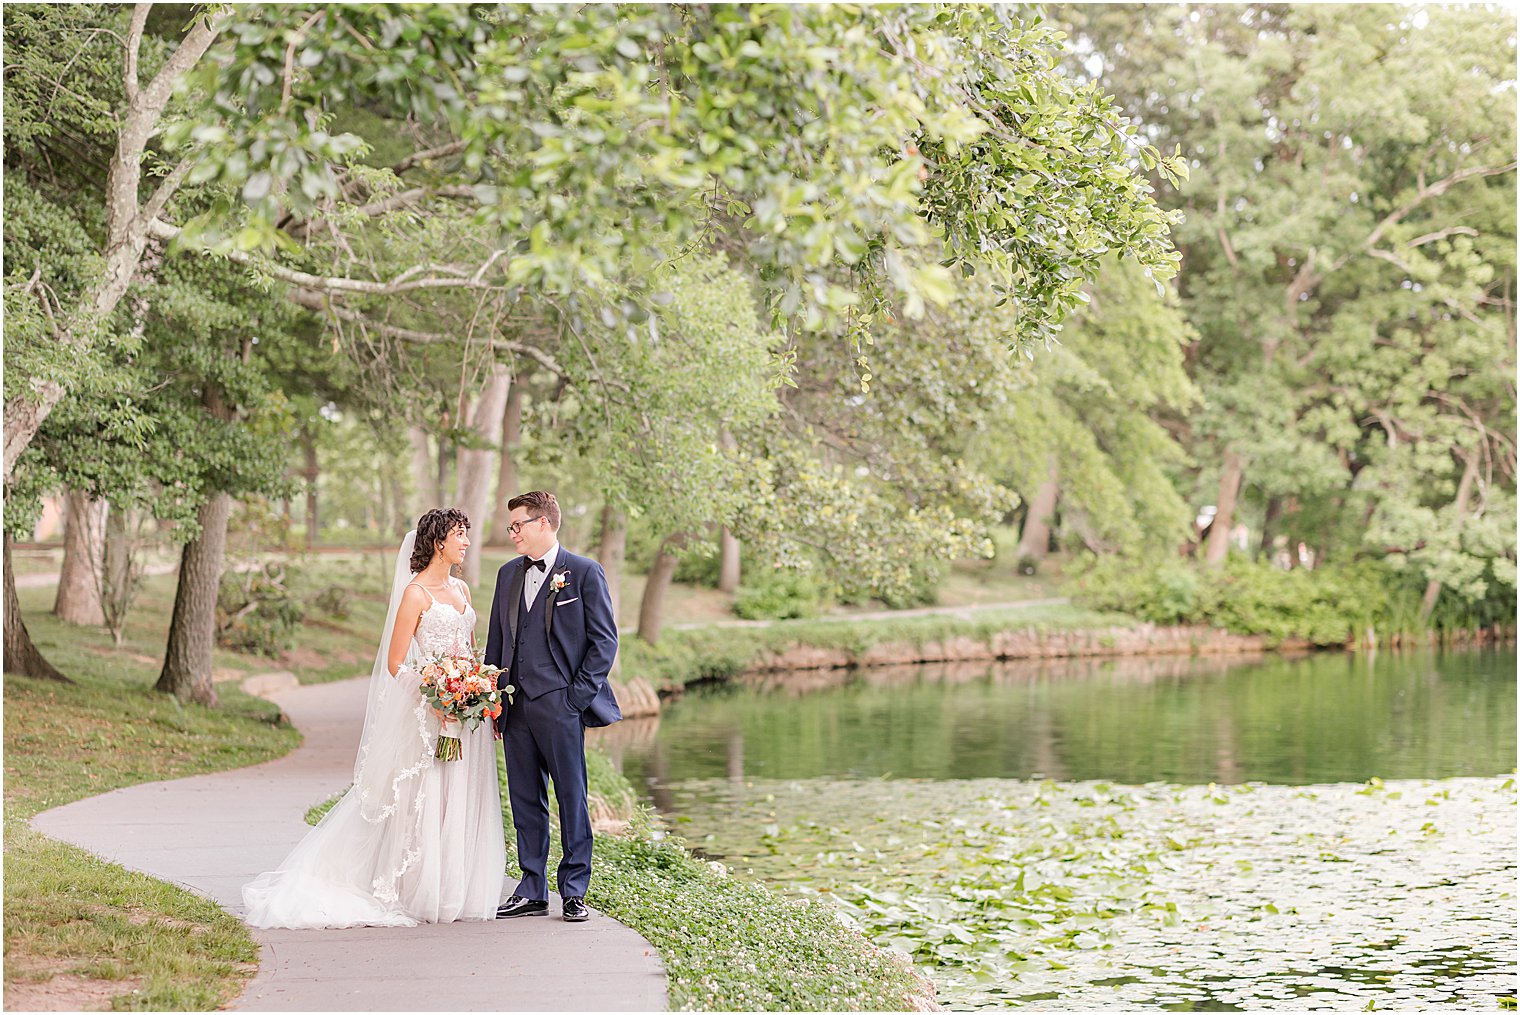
[485,547,622,728]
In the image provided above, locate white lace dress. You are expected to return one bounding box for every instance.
[242,586,506,929]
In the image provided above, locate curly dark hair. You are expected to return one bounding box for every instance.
[411,508,470,574]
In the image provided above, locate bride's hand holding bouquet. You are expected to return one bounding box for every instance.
[417,647,512,761]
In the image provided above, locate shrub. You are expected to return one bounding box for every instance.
[875,559,943,610]
[1069,554,1437,645]
[733,571,826,621]
[310,584,351,619]
[216,564,305,657]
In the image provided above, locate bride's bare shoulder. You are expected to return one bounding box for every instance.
[397,582,430,611]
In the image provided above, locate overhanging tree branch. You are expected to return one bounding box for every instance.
[148,218,507,296]
[284,289,566,376]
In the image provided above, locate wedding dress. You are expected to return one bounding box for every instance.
[242,532,506,929]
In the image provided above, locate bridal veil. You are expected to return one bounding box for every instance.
[242,530,440,928]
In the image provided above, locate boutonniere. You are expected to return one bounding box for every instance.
[550,570,571,593]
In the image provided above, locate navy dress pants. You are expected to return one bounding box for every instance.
[503,686,592,900]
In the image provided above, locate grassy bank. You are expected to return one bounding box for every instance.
[4,604,298,1011]
[581,749,936,1011]
[622,602,1143,690]
[590,803,936,1011]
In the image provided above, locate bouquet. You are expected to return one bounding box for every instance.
[416,647,513,761]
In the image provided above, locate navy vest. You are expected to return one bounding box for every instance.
[511,579,566,699]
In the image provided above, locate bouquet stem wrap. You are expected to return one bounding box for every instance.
[435,716,463,762]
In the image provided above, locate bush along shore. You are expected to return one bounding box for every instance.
[617,564,1516,700]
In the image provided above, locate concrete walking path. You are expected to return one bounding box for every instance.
[31,675,668,1012]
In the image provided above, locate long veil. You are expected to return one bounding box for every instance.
[353,530,435,828]
[242,531,438,928]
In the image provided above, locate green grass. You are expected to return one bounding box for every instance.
[590,809,935,1011]
[5,599,299,1011]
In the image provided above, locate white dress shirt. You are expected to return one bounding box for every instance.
[523,542,560,612]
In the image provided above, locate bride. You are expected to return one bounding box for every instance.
[243,509,506,929]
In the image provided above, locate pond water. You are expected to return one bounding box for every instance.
[594,648,1517,1010]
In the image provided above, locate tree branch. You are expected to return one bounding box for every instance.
[124,4,150,105]
[1407,225,1479,248]
[284,289,566,377]
[1361,162,1516,255]
[138,7,227,123]
[141,159,193,225]
[148,218,508,296]
[279,10,325,115]
[392,140,468,175]
[1289,163,1514,305]
[348,184,480,220]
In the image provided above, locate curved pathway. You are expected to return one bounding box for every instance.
[31,675,668,1012]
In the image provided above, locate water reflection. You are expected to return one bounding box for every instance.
[619,647,1516,790]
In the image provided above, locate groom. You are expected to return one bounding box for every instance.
[487,491,621,923]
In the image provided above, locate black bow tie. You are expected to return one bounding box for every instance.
[527,558,547,573]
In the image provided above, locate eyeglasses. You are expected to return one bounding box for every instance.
[507,516,544,536]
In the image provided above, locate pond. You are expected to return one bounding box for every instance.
[595,648,1517,1010]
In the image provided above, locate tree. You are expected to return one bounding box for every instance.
[1058,4,1516,606]
[7,4,1182,478]
[148,260,297,705]
[549,253,780,644]
[4,4,227,478]
[53,489,107,625]
[7,4,1191,679]
[976,257,1199,562]
[733,281,1032,607]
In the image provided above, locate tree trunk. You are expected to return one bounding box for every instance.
[301,427,319,549]
[101,500,137,645]
[1257,495,1284,564]
[386,459,408,539]
[4,533,71,681]
[409,425,440,520]
[718,526,741,593]
[715,427,740,592]
[1204,450,1245,569]
[455,364,512,586]
[1016,457,1060,563]
[155,491,230,706]
[487,381,522,547]
[54,487,107,625]
[1420,450,1480,621]
[598,504,627,627]
[637,532,686,645]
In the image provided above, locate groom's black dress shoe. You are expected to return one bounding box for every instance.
[496,895,549,919]
[562,897,589,922]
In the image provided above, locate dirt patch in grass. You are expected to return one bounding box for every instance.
[5,956,143,1012]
